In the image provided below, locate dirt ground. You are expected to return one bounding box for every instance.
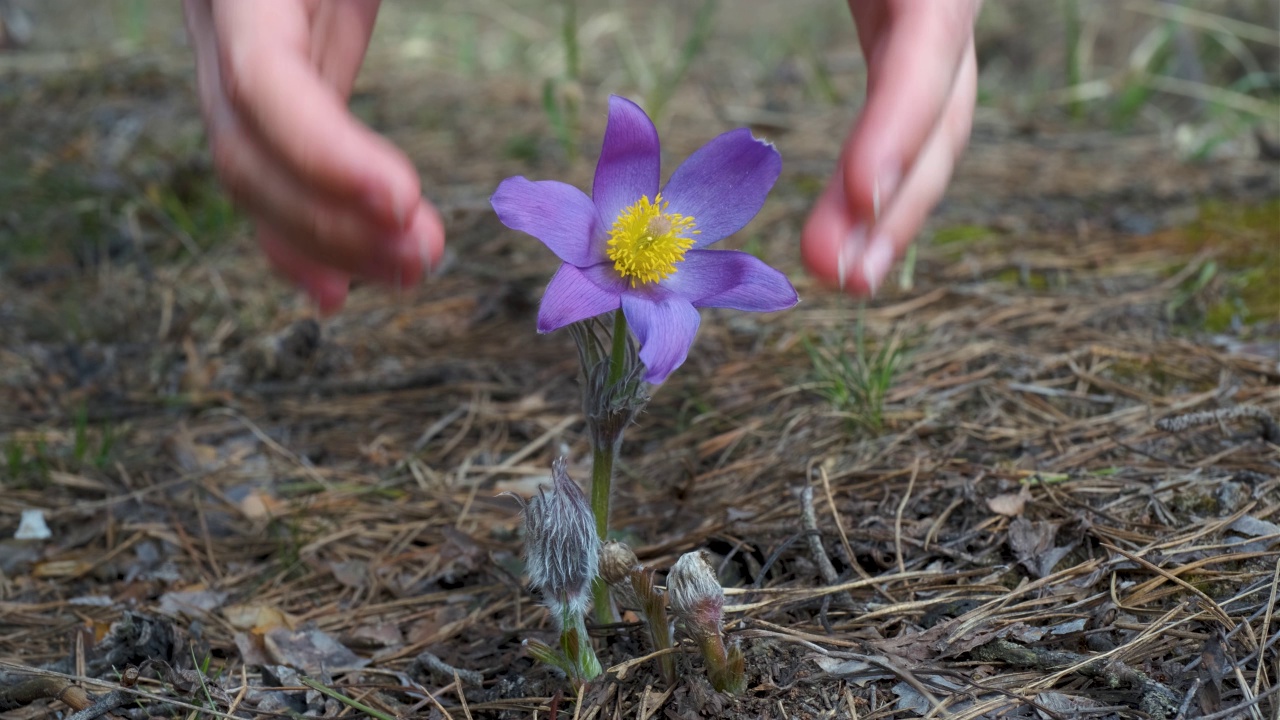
[1,2,1278,719]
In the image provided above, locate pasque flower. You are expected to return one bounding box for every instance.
[520,457,600,621]
[516,457,602,683]
[492,96,798,383]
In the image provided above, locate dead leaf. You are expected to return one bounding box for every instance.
[264,626,368,674]
[986,486,1032,517]
[1034,691,1103,719]
[234,632,272,667]
[239,490,283,521]
[165,426,221,473]
[1008,517,1075,578]
[223,603,296,633]
[812,656,872,676]
[405,604,470,645]
[158,588,228,618]
[342,623,404,650]
[329,559,369,589]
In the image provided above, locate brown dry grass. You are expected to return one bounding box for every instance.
[2,3,1279,718]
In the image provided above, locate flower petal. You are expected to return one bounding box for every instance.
[538,263,625,333]
[665,250,799,311]
[492,177,605,266]
[592,96,661,227]
[621,292,701,384]
[661,128,781,248]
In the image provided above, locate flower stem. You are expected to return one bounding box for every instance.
[589,308,629,624]
[590,444,616,624]
[593,308,629,542]
[590,445,613,542]
[607,308,628,387]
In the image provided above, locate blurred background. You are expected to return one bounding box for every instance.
[3,1,1276,138]
[1,0,1276,263]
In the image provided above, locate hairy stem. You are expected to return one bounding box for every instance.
[607,308,628,387]
[589,309,629,624]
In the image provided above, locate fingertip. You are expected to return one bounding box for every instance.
[418,201,447,272]
[860,235,895,296]
[802,172,878,297]
[364,154,423,231]
[841,126,901,225]
[800,183,845,289]
[385,201,447,285]
[306,276,351,316]
[258,226,351,313]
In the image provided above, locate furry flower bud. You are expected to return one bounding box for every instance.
[599,540,640,586]
[669,550,746,694]
[521,458,600,623]
[570,318,649,453]
[668,550,724,639]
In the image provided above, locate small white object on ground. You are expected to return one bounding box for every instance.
[14,509,52,540]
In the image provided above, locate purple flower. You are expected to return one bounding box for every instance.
[491,96,798,384]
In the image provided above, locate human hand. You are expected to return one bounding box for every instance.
[801,0,980,296]
[183,0,445,314]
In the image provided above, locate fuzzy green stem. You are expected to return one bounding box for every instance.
[606,308,628,387]
[590,445,616,624]
[561,612,602,684]
[593,309,629,534]
[589,309,629,624]
[590,445,612,540]
[696,633,745,694]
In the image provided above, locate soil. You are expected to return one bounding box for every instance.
[1,2,1278,719]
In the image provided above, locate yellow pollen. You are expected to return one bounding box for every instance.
[606,194,699,287]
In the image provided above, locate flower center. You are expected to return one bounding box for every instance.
[606,194,698,287]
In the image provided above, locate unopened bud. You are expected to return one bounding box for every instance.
[570,318,649,452]
[599,540,640,586]
[667,550,724,640]
[669,550,745,694]
[520,458,600,623]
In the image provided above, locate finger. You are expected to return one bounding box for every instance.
[210,0,418,230]
[312,0,382,94]
[841,0,979,222]
[258,225,351,315]
[802,40,977,296]
[210,114,427,284]
[800,169,858,291]
[407,200,448,276]
[183,0,228,132]
[856,41,979,293]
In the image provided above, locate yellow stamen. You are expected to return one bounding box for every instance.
[606,194,698,287]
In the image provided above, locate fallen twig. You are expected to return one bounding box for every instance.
[0,675,92,712]
[65,689,129,720]
[972,638,1180,718]
[798,485,855,611]
[1156,406,1280,444]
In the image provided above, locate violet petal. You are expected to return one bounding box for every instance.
[492,177,605,266]
[662,128,781,248]
[621,292,701,384]
[538,263,625,333]
[593,96,661,229]
[665,250,798,312]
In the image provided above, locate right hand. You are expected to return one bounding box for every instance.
[184,0,445,313]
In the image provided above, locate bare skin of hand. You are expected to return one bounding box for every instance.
[185,0,977,312]
[802,0,981,296]
[183,0,444,314]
